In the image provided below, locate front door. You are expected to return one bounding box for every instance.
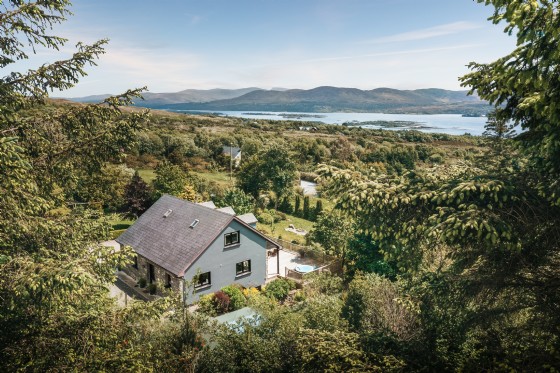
[148,263,155,284]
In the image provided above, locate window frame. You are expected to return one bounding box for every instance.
[236,259,251,276]
[224,231,240,247]
[194,271,211,289]
[165,273,172,288]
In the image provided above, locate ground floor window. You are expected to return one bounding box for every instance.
[194,272,211,289]
[165,274,172,288]
[236,260,251,276]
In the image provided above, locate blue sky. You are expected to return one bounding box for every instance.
[21,0,516,96]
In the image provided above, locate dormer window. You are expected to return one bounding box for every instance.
[190,219,200,229]
[163,209,173,218]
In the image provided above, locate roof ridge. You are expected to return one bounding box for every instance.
[161,194,236,218]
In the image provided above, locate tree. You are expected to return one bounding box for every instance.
[214,187,255,215]
[319,1,560,364]
[152,161,188,198]
[0,2,195,370]
[75,163,134,211]
[309,210,355,270]
[303,196,310,219]
[124,171,153,217]
[294,194,301,217]
[236,146,296,209]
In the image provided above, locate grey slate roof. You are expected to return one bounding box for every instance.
[216,206,236,215]
[197,201,216,209]
[117,195,234,277]
[237,212,258,225]
[117,195,279,277]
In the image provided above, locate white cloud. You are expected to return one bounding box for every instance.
[360,21,481,44]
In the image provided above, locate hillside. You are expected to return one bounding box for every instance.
[152,86,489,115]
[70,87,262,105]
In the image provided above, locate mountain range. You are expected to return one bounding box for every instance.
[70,86,489,115]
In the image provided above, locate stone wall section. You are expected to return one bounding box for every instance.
[122,253,183,296]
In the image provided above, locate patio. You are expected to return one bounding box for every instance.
[267,247,329,282]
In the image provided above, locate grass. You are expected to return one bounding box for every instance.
[137,168,234,189]
[137,169,156,183]
[257,213,315,245]
[192,170,234,189]
[106,213,136,231]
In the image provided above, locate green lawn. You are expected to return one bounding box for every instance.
[192,170,234,189]
[257,213,315,245]
[137,168,156,183]
[138,168,234,189]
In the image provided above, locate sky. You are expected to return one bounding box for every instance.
[13,0,517,97]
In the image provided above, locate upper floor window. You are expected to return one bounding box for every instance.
[224,231,240,246]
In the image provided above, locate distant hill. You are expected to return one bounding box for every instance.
[69,86,490,115]
[154,86,489,115]
[69,87,262,106]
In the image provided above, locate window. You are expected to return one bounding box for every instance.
[194,272,211,289]
[165,274,172,288]
[132,255,138,269]
[224,231,240,246]
[236,260,251,276]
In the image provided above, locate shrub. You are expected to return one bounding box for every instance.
[294,290,306,302]
[138,277,147,288]
[257,212,274,225]
[212,291,231,314]
[242,287,260,299]
[264,278,296,301]
[221,285,246,311]
[148,283,157,295]
[197,293,217,316]
[305,272,344,296]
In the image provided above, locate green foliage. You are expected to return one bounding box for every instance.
[197,293,217,316]
[347,234,396,279]
[197,308,302,373]
[221,285,246,311]
[0,3,195,371]
[148,283,157,295]
[309,209,355,270]
[304,272,344,297]
[237,146,297,207]
[138,277,147,288]
[296,329,371,372]
[264,278,296,301]
[301,295,348,332]
[294,194,301,216]
[342,274,419,343]
[214,187,255,215]
[152,161,188,198]
[314,199,323,218]
[303,195,310,219]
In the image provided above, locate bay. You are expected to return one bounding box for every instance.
[172,110,488,136]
